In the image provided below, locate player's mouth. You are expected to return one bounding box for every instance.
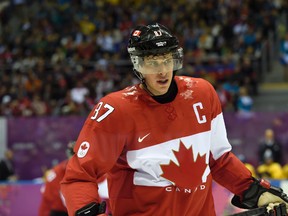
[157,79,169,85]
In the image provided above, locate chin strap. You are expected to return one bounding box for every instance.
[133,69,178,97]
[133,69,154,96]
[133,69,145,84]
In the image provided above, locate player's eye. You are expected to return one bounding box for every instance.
[146,59,173,68]
[146,61,159,67]
[163,59,173,65]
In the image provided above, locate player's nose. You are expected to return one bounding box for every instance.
[156,65,168,75]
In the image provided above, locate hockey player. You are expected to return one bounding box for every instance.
[39,141,75,216]
[61,23,288,216]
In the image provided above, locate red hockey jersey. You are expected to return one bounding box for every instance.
[61,76,253,216]
[39,160,68,216]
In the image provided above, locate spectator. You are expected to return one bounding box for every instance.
[215,82,232,111]
[31,94,48,116]
[24,70,43,99]
[95,70,115,101]
[0,148,18,181]
[236,86,254,119]
[258,128,283,165]
[279,32,288,81]
[283,163,288,179]
[238,57,258,96]
[70,80,89,105]
[256,149,285,180]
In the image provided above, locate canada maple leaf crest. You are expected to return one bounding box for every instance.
[160,142,208,188]
[81,144,88,150]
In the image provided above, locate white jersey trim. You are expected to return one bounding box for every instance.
[210,113,232,160]
[126,113,231,187]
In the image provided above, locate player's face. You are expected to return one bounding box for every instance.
[141,53,174,96]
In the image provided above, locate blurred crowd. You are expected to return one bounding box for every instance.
[0,0,288,117]
[239,127,288,180]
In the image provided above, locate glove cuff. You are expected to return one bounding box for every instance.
[231,178,271,209]
[75,201,106,216]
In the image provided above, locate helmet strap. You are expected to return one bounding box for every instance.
[133,69,145,83]
[133,69,178,101]
[133,69,154,96]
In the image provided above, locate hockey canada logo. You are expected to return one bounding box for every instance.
[77,141,90,158]
[132,30,141,36]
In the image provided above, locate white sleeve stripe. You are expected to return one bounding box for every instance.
[210,113,232,160]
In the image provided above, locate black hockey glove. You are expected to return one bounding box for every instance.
[230,203,287,216]
[231,178,288,211]
[75,201,106,216]
[266,202,287,216]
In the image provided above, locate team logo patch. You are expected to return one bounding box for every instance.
[46,170,56,182]
[77,141,90,158]
[132,30,141,36]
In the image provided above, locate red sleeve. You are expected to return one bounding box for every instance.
[38,185,51,216]
[210,151,253,196]
[205,79,253,196]
[39,161,67,216]
[61,95,128,215]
